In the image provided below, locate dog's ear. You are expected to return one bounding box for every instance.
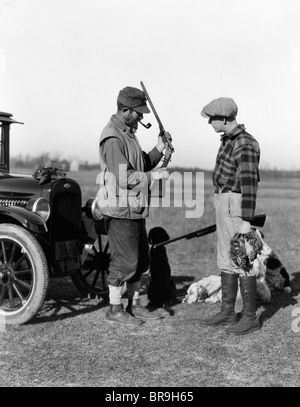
[266,255,281,270]
[148,227,159,244]
[148,229,154,245]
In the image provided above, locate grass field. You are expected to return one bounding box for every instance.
[1,169,300,388]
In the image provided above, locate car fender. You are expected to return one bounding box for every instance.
[0,205,47,234]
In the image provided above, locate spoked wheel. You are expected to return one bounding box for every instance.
[71,233,110,298]
[0,224,49,325]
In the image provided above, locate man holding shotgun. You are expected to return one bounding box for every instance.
[200,97,261,335]
[97,85,171,326]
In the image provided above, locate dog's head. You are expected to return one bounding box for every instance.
[148,227,170,245]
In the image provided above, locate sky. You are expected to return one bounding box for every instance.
[0,0,299,170]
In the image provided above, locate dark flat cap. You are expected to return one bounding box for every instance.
[201,97,238,118]
[117,86,150,114]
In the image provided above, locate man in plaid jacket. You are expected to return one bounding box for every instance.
[200,97,261,335]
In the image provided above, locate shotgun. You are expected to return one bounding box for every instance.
[153,214,266,249]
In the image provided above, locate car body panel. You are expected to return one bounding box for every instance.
[0,112,83,277]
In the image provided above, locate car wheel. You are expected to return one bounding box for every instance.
[0,223,49,325]
[71,233,110,298]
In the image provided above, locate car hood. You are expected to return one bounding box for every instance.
[0,172,49,201]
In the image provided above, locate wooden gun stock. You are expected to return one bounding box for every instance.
[140,81,174,153]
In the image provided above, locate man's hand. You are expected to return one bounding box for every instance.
[238,220,251,234]
[151,169,169,181]
[163,131,172,142]
[156,131,172,153]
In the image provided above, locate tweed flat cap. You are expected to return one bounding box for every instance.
[201,97,238,118]
[117,86,150,114]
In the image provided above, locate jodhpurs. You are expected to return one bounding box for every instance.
[104,216,150,287]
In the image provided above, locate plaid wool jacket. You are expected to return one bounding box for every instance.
[213,124,260,221]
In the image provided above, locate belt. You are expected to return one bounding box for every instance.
[215,188,241,194]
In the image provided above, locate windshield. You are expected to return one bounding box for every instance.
[0,123,7,168]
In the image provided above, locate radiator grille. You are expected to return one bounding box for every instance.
[50,192,81,241]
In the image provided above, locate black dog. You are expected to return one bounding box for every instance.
[147,227,177,315]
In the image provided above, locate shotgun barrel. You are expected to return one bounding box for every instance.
[153,214,266,249]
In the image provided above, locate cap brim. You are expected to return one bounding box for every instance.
[201,110,209,118]
[133,104,150,114]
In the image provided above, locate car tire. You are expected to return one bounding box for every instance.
[71,234,109,299]
[0,223,49,325]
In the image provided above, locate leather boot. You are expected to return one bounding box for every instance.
[105,304,143,326]
[199,272,239,326]
[226,275,260,335]
[126,299,162,320]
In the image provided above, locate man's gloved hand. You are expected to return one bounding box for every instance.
[237,220,251,234]
[151,169,169,181]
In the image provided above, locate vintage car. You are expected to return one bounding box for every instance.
[0,111,109,325]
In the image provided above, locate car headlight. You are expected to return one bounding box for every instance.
[84,197,103,221]
[26,198,50,222]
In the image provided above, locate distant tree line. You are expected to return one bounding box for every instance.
[169,166,300,180]
[11,153,100,171]
[11,153,69,170]
[11,154,299,179]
